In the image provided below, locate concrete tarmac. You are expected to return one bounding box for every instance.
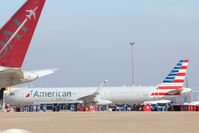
[0,112,198,133]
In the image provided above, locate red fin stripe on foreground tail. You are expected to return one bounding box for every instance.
[0,0,46,68]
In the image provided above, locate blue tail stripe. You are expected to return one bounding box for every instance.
[171,70,179,73]
[174,67,181,69]
[168,73,177,76]
[177,63,183,66]
[169,72,178,75]
[163,80,174,83]
[166,77,175,79]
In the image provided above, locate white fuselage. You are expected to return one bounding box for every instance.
[6,86,191,105]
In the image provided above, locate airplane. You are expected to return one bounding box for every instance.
[5,60,192,105]
[0,0,56,103]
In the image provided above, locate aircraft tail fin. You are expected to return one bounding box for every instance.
[151,60,189,96]
[0,0,46,68]
[159,60,189,89]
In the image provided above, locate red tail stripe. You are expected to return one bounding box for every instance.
[184,60,189,63]
[173,80,184,83]
[180,66,187,69]
[158,86,182,90]
[177,73,186,76]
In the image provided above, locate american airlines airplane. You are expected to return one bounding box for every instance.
[0,0,55,101]
[6,60,192,105]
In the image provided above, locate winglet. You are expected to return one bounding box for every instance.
[95,80,108,95]
[78,80,109,104]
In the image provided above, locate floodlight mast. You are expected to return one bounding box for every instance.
[130,42,135,86]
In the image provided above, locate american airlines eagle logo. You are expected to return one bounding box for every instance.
[26,90,34,98]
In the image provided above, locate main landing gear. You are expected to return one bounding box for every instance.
[0,88,5,109]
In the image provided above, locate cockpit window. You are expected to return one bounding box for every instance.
[10,92,15,96]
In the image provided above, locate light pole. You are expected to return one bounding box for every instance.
[130,42,135,86]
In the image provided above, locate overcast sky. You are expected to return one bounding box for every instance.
[0,0,199,88]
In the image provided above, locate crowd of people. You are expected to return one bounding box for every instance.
[3,103,177,112]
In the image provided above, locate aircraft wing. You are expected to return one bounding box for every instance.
[78,80,112,105]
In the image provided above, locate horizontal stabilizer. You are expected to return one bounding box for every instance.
[32,69,57,78]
